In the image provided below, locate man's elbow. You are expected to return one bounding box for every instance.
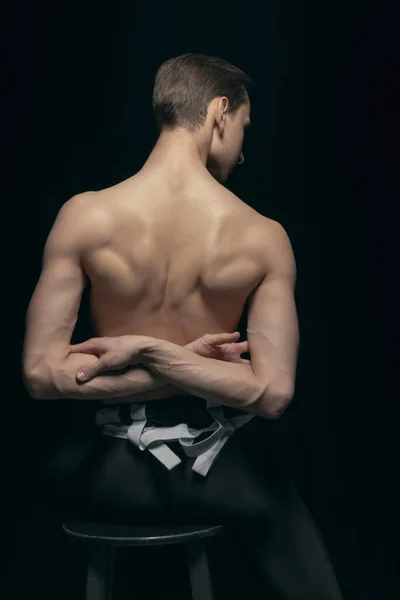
[264,394,293,419]
[23,371,44,399]
[22,367,56,400]
[254,380,294,419]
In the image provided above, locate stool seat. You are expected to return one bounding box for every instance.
[63,521,224,546]
[63,520,224,599]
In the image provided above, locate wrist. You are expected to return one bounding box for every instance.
[135,336,158,366]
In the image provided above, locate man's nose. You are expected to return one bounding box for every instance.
[237,152,245,165]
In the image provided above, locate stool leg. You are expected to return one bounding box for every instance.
[86,543,115,600]
[185,540,214,600]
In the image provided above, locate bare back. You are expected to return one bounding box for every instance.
[82,174,269,345]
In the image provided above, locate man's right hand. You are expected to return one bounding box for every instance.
[187,332,250,364]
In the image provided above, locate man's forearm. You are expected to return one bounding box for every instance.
[140,338,264,411]
[31,351,175,400]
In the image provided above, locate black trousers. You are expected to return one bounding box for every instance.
[40,412,343,600]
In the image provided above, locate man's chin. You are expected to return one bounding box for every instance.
[217,174,229,185]
[222,168,234,183]
[207,166,230,184]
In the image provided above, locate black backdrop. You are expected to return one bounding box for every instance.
[4,1,398,598]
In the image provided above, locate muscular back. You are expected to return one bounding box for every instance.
[82,174,269,345]
[23,165,297,409]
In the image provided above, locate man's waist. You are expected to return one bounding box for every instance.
[100,395,248,430]
[143,395,213,429]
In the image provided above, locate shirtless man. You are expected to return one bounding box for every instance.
[23,54,343,599]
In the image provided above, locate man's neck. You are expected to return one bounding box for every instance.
[142,127,211,179]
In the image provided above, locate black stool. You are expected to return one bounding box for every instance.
[63,521,224,600]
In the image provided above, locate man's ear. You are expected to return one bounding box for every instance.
[215,97,229,135]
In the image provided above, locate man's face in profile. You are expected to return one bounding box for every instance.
[207,101,251,184]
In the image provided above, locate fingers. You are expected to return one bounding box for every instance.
[205,331,240,346]
[76,357,107,383]
[237,341,249,352]
[70,338,102,354]
[217,340,249,352]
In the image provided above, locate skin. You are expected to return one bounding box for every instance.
[23,94,299,417]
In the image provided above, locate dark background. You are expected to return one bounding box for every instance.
[4,1,398,598]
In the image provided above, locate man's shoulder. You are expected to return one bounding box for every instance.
[215,185,282,231]
[258,218,296,278]
[57,192,114,249]
[208,186,288,252]
[228,197,284,240]
[235,211,292,277]
[63,190,110,216]
[241,208,288,240]
[262,216,288,239]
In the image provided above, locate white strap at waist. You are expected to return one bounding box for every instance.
[100,402,254,477]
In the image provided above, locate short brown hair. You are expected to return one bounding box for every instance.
[152,53,252,131]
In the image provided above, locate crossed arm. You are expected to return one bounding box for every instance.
[22,197,182,403]
[23,197,299,418]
